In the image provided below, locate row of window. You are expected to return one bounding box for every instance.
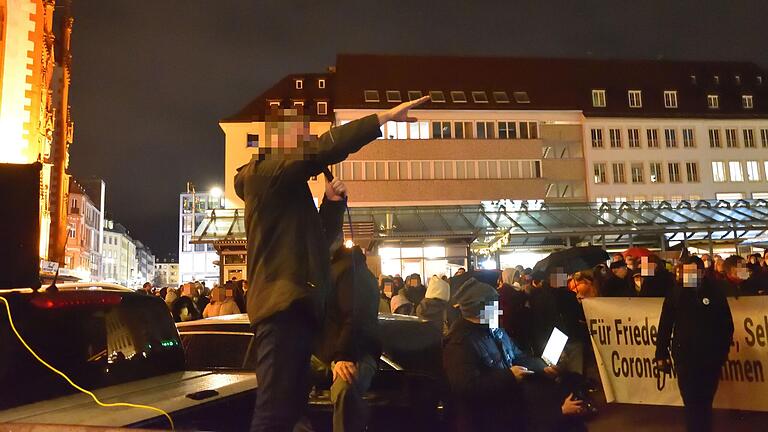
[710,161,768,183]
[590,127,768,149]
[373,120,539,140]
[180,234,216,252]
[294,78,326,89]
[330,160,543,181]
[593,161,699,184]
[267,100,328,115]
[363,90,530,104]
[592,89,756,110]
[596,192,768,204]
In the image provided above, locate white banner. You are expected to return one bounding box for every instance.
[582,296,768,411]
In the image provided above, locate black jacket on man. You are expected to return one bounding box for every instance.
[602,275,634,297]
[316,246,382,364]
[234,114,382,325]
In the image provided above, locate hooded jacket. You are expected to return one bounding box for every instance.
[316,246,382,364]
[403,274,427,305]
[416,276,450,330]
[234,114,382,325]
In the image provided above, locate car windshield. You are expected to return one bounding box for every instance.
[0,291,185,410]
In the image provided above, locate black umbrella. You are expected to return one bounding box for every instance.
[532,246,610,275]
[448,269,501,297]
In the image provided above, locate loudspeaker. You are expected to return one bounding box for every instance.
[0,162,41,289]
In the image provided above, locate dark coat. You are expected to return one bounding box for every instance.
[416,298,448,332]
[317,246,382,364]
[234,114,381,325]
[602,275,634,297]
[655,278,734,367]
[638,269,674,297]
[528,286,584,355]
[498,284,533,351]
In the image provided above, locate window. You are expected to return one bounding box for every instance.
[729,161,744,182]
[630,163,644,183]
[429,91,446,102]
[591,128,603,148]
[295,79,303,89]
[612,163,626,183]
[747,161,760,181]
[593,163,607,184]
[292,100,304,107]
[707,94,719,109]
[725,128,738,148]
[628,129,640,148]
[628,90,642,108]
[450,91,467,103]
[762,129,768,148]
[498,122,517,139]
[432,121,452,139]
[386,121,408,139]
[682,128,695,147]
[685,162,699,182]
[646,129,659,148]
[493,91,510,103]
[609,129,622,148]
[318,79,326,89]
[407,90,422,101]
[519,121,538,139]
[409,121,430,139]
[476,122,495,139]
[714,75,720,85]
[471,91,488,103]
[513,91,530,103]
[656,167,672,186]
[246,134,259,148]
[182,235,192,252]
[668,163,681,183]
[709,129,721,148]
[664,128,677,148]
[743,95,754,109]
[317,101,328,115]
[592,90,606,107]
[268,100,280,108]
[664,91,678,108]
[454,121,473,139]
[386,90,402,102]
[364,90,379,102]
[744,129,755,148]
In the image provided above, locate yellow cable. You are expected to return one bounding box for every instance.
[0,296,174,431]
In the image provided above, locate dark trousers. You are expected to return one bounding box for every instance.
[676,361,721,432]
[250,301,315,432]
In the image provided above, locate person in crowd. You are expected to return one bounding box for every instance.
[392,275,405,298]
[378,276,394,313]
[637,255,673,297]
[498,268,533,350]
[601,261,633,297]
[443,277,587,432]
[191,282,209,313]
[454,267,466,276]
[655,256,733,432]
[417,275,450,332]
[317,244,381,432]
[203,283,242,318]
[572,272,598,300]
[164,287,178,309]
[389,287,415,315]
[722,255,759,296]
[235,97,428,431]
[611,253,624,263]
[701,254,712,270]
[140,282,153,295]
[624,255,638,275]
[403,273,427,306]
[713,256,726,279]
[171,290,202,323]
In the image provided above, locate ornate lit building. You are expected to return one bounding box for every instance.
[0,0,73,262]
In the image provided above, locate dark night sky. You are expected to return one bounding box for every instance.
[69,0,768,258]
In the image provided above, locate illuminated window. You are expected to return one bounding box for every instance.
[592,90,606,107]
[318,79,326,88]
[628,129,640,148]
[709,129,721,148]
[743,95,754,109]
[664,128,677,148]
[317,102,328,115]
[295,79,303,89]
[682,129,695,148]
[746,161,760,181]
[664,91,678,108]
[729,161,744,182]
[628,90,642,108]
[707,94,719,109]
[612,163,626,183]
[593,163,606,184]
[744,129,755,148]
[591,128,603,148]
[631,163,644,183]
[725,128,738,148]
[609,128,622,148]
[646,129,659,148]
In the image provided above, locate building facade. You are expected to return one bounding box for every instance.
[102,220,137,287]
[210,54,767,280]
[134,241,156,285]
[154,258,179,288]
[0,0,74,262]
[179,190,224,285]
[64,179,103,280]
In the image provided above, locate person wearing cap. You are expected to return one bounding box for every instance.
[443,277,586,432]
[655,256,733,432]
[601,261,633,297]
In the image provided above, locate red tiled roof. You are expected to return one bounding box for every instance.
[332,53,768,118]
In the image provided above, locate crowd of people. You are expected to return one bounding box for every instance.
[137,279,247,322]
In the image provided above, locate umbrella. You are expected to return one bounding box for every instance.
[448,269,501,298]
[532,246,610,275]
[623,247,653,258]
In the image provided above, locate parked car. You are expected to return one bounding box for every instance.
[176,312,446,431]
[0,283,257,431]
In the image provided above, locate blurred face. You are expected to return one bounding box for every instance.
[479,301,503,329]
[701,254,712,269]
[549,269,568,288]
[266,120,308,149]
[640,256,656,276]
[625,256,636,270]
[682,264,700,288]
[729,261,750,281]
[613,266,628,279]
[383,282,393,298]
[715,258,725,273]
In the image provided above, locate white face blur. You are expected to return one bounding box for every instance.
[682,264,700,288]
[480,300,503,329]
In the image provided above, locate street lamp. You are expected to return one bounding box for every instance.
[209,187,223,198]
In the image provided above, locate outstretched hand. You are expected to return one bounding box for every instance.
[377,95,430,125]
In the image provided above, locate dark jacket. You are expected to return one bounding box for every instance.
[416,298,448,332]
[655,278,734,366]
[724,276,761,297]
[498,284,533,351]
[638,269,674,297]
[403,276,427,305]
[602,275,634,297]
[234,114,382,325]
[528,285,584,355]
[442,318,526,432]
[317,246,382,364]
